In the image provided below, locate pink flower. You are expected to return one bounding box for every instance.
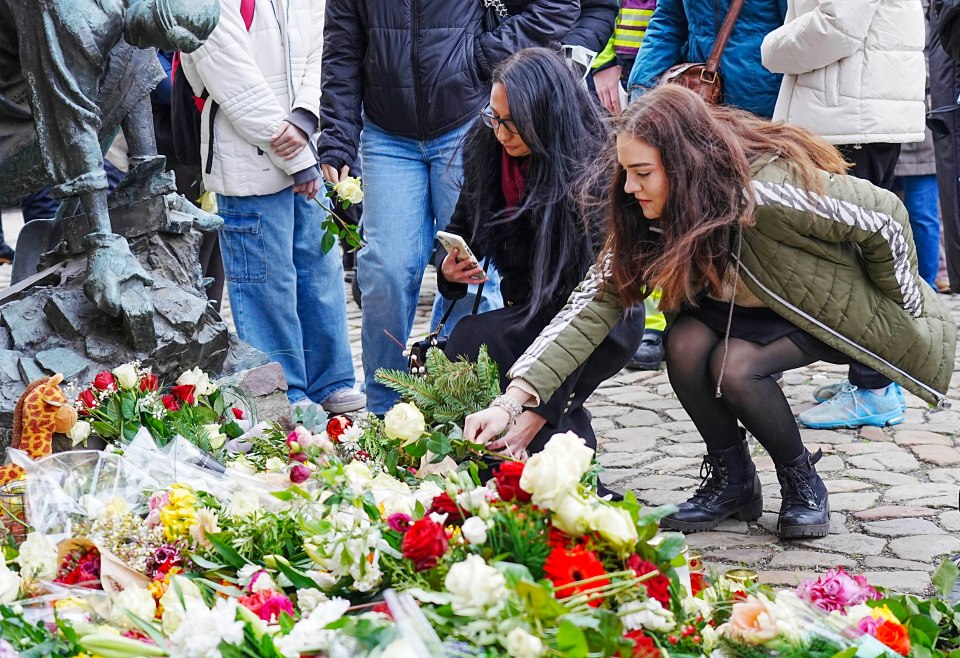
[258,593,295,623]
[387,513,413,533]
[796,568,880,613]
[290,465,311,484]
[858,615,881,636]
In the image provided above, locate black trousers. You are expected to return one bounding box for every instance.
[835,142,901,390]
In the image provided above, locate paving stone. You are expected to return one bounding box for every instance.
[815,454,847,472]
[634,474,695,491]
[924,468,960,484]
[760,571,822,586]
[895,430,954,446]
[862,518,944,537]
[799,429,856,444]
[602,468,643,486]
[598,451,658,468]
[887,535,960,562]
[885,482,957,502]
[664,408,690,422]
[835,442,899,455]
[845,470,921,486]
[847,449,920,473]
[638,489,688,506]
[853,506,938,521]
[768,550,855,569]
[824,479,872,493]
[713,519,751,534]
[684,532,780,549]
[795,533,887,556]
[911,496,959,509]
[864,557,937,572]
[861,571,931,594]
[593,418,615,433]
[829,493,880,511]
[601,427,671,443]
[941,511,960,532]
[617,409,662,427]
[703,548,773,565]
[910,444,960,466]
[644,457,702,473]
[858,426,889,442]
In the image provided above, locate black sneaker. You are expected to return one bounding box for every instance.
[0,242,13,265]
[627,330,664,370]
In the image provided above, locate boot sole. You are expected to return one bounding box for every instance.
[778,502,831,539]
[660,497,763,534]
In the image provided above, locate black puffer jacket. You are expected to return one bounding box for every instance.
[936,0,960,60]
[319,0,616,170]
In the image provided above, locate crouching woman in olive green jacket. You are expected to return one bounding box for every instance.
[465,85,957,541]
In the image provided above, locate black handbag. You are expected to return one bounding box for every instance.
[407,260,488,374]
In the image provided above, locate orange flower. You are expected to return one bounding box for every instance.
[875,621,910,656]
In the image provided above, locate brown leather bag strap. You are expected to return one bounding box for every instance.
[705,0,745,75]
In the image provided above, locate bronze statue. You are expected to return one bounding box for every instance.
[0,0,221,344]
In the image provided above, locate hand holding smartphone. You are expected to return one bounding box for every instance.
[437,231,479,263]
[436,231,486,283]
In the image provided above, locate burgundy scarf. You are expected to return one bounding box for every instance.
[501,148,530,209]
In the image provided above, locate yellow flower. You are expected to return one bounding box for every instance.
[870,604,899,624]
[167,484,197,509]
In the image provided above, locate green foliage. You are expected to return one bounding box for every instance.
[375,346,501,427]
[484,505,552,580]
[0,605,80,657]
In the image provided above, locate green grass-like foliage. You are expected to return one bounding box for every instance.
[374,346,501,426]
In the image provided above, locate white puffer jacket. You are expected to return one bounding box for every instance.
[182,0,324,197]
[760,0,926,145]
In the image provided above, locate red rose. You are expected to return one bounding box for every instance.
[493,461,532,502]
[290,465,311,484]
[139,373,159,392]
[626,556,672,607]
[326,415,352,442]
[231,407,244,420]
[78,388,98,413]
[401,518,448,571]
[875,621,911,656]
[428,492,469,523]
[623,629,660,658]
[93,371,116,391]
[170,384,196,405]
[161,394,180,411]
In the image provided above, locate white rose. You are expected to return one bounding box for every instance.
[333,176,364,204]
[109,587,157,628]
[0,562,21,603]
[461,516,489,545]
[250,570,277,593]
[520,451,581,509]
[176,367,216,396]
[541,432,594,478]
[383,402,426,444]
[66,420,91,447]
[265,457,286,473]
[296,588,328,615]
[504,627,544,658]
[551,492,592,536]
[203,423,227,450]
[344,461,375,490]
[226,455,258,476]
[588,504,639,551]
[225,490,261,518]
[15,533,57,580]
[444,554,506,616]
[160,575,204,635]
[112,363,138,390]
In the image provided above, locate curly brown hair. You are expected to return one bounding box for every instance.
[603,86,848,311]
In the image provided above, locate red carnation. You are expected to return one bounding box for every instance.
[290,465,311,484]
[401,518,448,571]
[93,371,116,391]
[623,629,660,658]
[139,373,159,392]
[78,388,98,413]
[428,492,469,523]
[161,394,180,411]
[170,384,196,405]
[231,407,244,420]
[626,555,672,607]
[326,415,352,442]
[544,545,610,606]
[493,461,532,502]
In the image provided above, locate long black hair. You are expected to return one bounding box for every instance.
[458,48,607,317]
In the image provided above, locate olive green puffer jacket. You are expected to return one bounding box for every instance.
[508,157,957,407]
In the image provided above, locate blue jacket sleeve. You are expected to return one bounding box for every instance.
[627,0,688,94]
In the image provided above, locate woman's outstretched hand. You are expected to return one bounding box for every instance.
[486,410,546,460]
[463,406,511,444]
[441,250,487,284]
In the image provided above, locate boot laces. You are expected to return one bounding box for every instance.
[779,464,818,509]
[691,455,727,501]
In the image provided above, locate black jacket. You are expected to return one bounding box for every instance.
[936,0,960,61]
[318,0,616,170]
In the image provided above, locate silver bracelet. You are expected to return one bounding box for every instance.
[491,394,523,424]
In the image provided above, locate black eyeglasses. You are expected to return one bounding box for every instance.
[480,104,520,135]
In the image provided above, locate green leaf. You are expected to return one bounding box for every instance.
[120,395,136,419]
[556,619,589,657]
[908,614,940,648]
[933,559,960,599]
[828,648,858,658]
[514,581,568,620]
[655,534,686,563]
[321,231,336,254]
[203,533,249,570]
[273,556,320,590]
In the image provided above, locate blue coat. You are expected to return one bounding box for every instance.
[627,0,788,117]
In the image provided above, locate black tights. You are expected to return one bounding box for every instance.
[665,315,824,465]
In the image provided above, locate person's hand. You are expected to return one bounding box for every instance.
[464,406,512,444]
[593,65,623,115]
[293,178,321,200]
[321,163,350,184]
[272,121,309,160]
[486,411,546,459]
[440,250,487,284]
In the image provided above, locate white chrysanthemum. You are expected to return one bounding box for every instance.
[109,587,157,628]
[168,598,244,658]
[15,533,57,580]
[619,598,676,633]
[273,598,350,658]
[189,508,221,549]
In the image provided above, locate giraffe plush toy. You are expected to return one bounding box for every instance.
[0,374,77,485]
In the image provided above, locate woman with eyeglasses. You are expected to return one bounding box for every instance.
[435,48,644,489]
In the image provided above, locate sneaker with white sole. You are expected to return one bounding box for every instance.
[798,383,904,429]
[321,388,366,414]
[813,379,906,408]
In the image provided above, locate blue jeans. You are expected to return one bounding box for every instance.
[358,118,502,414]
[217,188,355,404]
[901,174,941,287]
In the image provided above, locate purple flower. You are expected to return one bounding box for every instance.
[796,567,880,614]
[387,512,413,533]
[858,615,881,637]
[289,464,311,484]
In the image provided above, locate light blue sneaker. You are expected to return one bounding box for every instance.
[798,383,905,429]
[812,379,906,408]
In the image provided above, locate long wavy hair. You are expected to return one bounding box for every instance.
[457,48,607,317]
[604,85,848,311]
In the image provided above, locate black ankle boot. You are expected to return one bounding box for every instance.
[776,448,830,539]
[661,436,763,533]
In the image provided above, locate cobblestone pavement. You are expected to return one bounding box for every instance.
[3,210,960,595]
